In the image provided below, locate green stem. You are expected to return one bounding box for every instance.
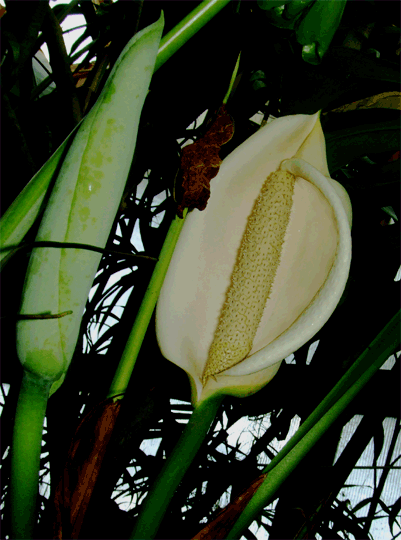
[226,309,401,539]
[10,370,51,540]
[130,394,224,539]
[107,210,187,398]
[155,0,231,72]
[223,51,241,105]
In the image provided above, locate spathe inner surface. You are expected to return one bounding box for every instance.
[202,174,338,381]
[250,175,337,356]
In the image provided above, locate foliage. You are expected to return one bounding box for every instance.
[1,1,400,539]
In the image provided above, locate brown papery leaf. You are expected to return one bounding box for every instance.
[176,104,234,218]
[191,473,267,540]
[52,399,122,539]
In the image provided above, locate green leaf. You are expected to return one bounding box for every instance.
[323,109,401,173]
[295,0,347,64]
[256,0,292,11]
[69,25,91,57]
[382,206,398,222]
[280,46,400,116]
[327,47,401,84]
[262,0,315,30]
[377,498,392,515]
[372,420,385,467]
[0,121,81,267]
[52,0,83,23]
[285,0,315,20]
[388,496,401,536]
[352,496,374,513]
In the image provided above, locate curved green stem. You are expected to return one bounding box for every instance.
[226,309,401,539]
[107,210,187,399]
[130,394,224,539]
[10,370,51,539]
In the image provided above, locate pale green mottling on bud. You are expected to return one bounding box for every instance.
[16,14,164,395]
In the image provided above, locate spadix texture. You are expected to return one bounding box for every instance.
[202,170,295,383]
[16,14,164,395]
[156,113,352,405]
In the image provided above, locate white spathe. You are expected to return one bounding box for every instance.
[156,112,352,405]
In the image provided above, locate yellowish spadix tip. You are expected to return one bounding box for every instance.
[202,169,295,385]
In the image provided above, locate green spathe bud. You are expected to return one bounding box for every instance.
[16,13,164,395]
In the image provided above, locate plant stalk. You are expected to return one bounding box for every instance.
[130,394,224,539]
[107,210,187,398]
[155,0,231,72]
[10,371,51,539]
[226,309,401,538]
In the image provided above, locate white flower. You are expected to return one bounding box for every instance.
[156,112,352,405]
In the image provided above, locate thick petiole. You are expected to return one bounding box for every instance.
[10,371,51,539]
[130,394,224,539]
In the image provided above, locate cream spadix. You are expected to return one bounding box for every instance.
[156,112,352,405]
[202,169,296,383]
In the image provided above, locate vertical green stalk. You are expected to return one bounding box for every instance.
[226,310,400,539]
[107,210,187,398]
[130,394,224,539]
[10,371,51,540]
